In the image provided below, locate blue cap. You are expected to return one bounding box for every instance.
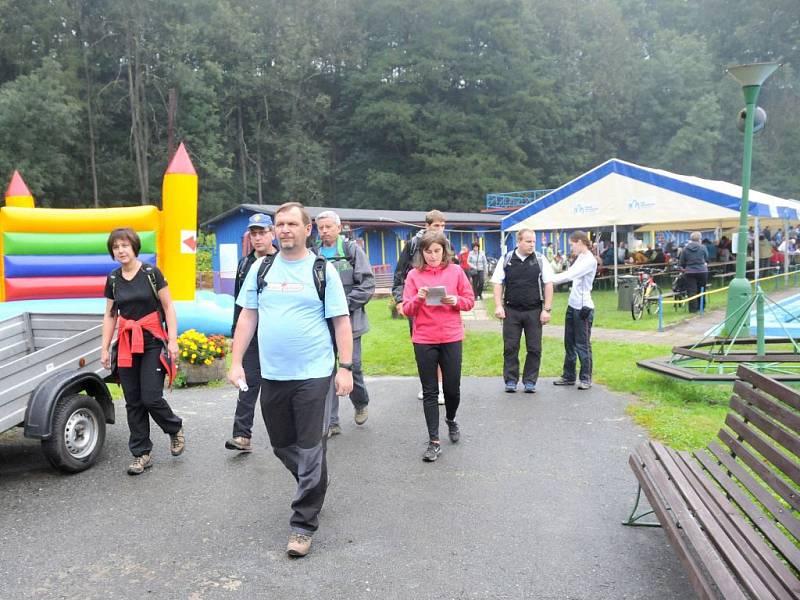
[247,213,273,229]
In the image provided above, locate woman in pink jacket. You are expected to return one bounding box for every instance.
[403,231,475,462]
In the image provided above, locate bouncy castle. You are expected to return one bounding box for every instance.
[0,144,232,334]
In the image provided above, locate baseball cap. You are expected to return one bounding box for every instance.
[247,213,273,229]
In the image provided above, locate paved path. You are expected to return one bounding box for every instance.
[0,378,692,599]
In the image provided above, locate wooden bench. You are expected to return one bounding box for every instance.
[626,364,800,599]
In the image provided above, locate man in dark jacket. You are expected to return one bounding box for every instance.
[679,231,709,313]
[225,212,277,452]
[316,210,376,436]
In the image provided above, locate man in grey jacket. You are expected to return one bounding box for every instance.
[316,210,376,436]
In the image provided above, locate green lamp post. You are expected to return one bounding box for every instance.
[723,61,780,337]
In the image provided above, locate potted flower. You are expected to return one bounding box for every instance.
[177,329,228,384]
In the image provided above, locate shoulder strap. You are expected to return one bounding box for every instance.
[109,267,123,300]
[256,254,278,295]
[313,256,327,302]
[503,250,514,269]
[142,264,166,325]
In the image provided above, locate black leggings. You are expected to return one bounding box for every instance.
[118,342,182,457]
[413,341,463,440]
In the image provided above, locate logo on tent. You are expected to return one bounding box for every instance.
[628,198,656,210]
[573,203,599,215]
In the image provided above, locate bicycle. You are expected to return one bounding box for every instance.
[630,268,664,320]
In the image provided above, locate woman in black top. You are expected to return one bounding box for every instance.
[100,228,184,475]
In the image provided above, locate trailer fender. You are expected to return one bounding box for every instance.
[24,371,115,440]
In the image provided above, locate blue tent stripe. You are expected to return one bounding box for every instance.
[501,159,794,230]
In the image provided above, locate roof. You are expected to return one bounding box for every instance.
[501,158,800,232]
[202,204,503,229]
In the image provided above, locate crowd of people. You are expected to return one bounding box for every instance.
[100,206,596,559]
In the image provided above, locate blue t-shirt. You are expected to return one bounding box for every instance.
[319,245,337,259]
[236,251,349,380]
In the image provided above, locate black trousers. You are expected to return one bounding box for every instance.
[684,271,708,313]
[413,341,462,440]
[118,341,182,457]
[232,336,260,438]
[502,306,543,385]
[260,375,331,534]
[471,271,485,299]
[562,306,593,384]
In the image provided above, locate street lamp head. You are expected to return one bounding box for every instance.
[726,62,781,88]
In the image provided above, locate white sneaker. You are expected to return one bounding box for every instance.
[417,389,424,400]
[438,383,445,405]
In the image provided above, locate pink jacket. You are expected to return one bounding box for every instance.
[402,263,475,344]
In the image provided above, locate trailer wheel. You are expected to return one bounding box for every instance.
[42,394,106,473]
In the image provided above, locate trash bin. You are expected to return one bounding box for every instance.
[617,275,638,310]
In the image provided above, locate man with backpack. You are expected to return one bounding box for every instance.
[491,228,554,393]
[225,212,277,453]
[315,210,375,437]
[228,202,353,558]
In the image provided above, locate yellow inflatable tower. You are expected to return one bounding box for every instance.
[160,142,198,301]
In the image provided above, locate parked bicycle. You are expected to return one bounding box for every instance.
[631,268,665,320]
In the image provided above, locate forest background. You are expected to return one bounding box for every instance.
[0,0,796,223]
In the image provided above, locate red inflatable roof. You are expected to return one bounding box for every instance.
[5,170,32,197]
[165,143,197,175]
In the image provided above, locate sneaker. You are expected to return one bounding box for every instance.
[505,381,517,393]
[422,441,441,462]
[446,419,460,443]
[417,389,424,400]
[286,532,313,557]
[170,428,185,456]
[553,378,576,386]
[127,454,152,475]
[577,381,592,390]
[523,381,536,393]
[327,423,342,438]
[225,436,252,452]
[354,407,368,425]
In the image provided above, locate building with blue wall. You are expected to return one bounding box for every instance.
[203,204,504,294]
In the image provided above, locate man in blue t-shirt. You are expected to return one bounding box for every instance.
[228,202,353,559]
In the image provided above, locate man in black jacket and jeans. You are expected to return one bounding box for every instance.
[679,231,709,313]
[491,228,554,393]
[225,212,277,452]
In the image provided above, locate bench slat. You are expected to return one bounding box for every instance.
[630,447,729,600]
[725,414,800,488]
[697,447,800,577]
[718,428,800,513]
[738,365,800,411]
[734,380,800,437]
[730,396,800,460]
[651,443,776,600]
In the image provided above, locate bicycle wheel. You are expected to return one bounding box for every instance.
[645,284,661,315]
[631,288,645,320]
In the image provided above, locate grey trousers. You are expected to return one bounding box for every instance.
[327,336,369,427]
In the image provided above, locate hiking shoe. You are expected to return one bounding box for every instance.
[577,381,592,390]
[417,389,424,400]
[170,428,185,456]
[225,436,252,452]
[523,381,537,393]
[505,381,517,393]
[327,424,342,438]
[446,420,460,443]
[553,378,576,386]
[286,532,313,557]
[422,441,441,462]
[127,454,152,475]
[354,407,368,425]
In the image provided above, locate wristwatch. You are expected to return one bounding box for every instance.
[339,362,354,371]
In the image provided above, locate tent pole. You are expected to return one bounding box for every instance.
[754,217,760,283]
[613,224,618,290]
[784,219,790,285]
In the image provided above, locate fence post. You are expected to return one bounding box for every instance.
[699,287,705,315]
[658,295,664,332]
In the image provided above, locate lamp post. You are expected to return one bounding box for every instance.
[723,62,780,336]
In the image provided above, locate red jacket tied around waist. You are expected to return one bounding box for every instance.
[116,311,176,385]
[402,263,475,344]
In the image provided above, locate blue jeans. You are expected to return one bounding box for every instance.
[562,306,593,384]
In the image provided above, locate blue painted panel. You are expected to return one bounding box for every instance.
[5,253,156,277]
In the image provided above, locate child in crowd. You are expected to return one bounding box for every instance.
[403,231,475,462]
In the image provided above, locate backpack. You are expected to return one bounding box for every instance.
[501,249,546,301]
[109,263,165,325]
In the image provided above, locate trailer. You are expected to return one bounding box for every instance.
[0,313,114,473]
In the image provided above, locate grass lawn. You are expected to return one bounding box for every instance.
[365,298,730,450]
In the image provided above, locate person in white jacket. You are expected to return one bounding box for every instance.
[550,231,597,390]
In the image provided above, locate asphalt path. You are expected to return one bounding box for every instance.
[0,377,693,600]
